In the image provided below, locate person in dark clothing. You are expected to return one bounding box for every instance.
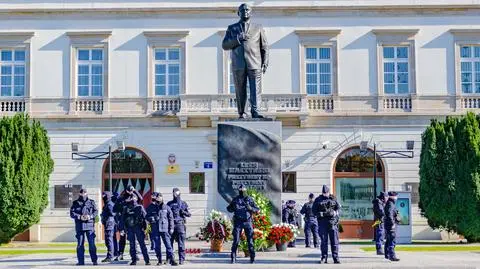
[113,192,127,261]
[300,193,320,248]
[110,192,120,258]
[372,191,388,255]
[101,191,116,263]
[312,185,341,264]
[167,188,191,265]
[282,200,299,247]
[384,191,401,262]
[123,195,150,265]
[146,192,178,266]
[227,184,260,264]
[70,188,98,266]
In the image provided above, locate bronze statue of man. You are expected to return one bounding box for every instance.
[222,3,269,119]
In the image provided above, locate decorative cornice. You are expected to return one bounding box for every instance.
[372,29,419,36]
[449,28,480,35]
[66,31,112,39]
[0,31,34,39]
[294,29,342,37]
[143,30,190,38]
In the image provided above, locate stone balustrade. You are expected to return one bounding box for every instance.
[460,96,480,109]
[0,99,26,113]
[75,98,104,112]
[383,96,412,112]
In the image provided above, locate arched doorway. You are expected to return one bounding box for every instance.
[333,146,385,239]
[102,147,154,207]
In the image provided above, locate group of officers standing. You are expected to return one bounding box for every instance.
[70,183,400,266]
[69,186,191,266]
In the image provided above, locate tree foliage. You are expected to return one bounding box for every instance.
[0,114,53,243]
[419,112,480,242]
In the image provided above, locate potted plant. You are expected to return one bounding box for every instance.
[196,210,232,252]
[267,223,297,251]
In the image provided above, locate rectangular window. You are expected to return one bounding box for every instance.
[227,55,249,94]
[54,184,82,208]
[460,45,480,94]
[305,47,332,95]
[154,48,181,96]
[77,48,104,97]
[0,49,26,97]
[383,46,409,95]
[282,172,297,193]
[189,172,205,194]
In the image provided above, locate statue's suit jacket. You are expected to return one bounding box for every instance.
[222,21,269,71]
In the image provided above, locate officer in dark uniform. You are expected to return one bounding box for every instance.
[123,195,150,265]
[69,188,98,266]
[372,191,388,255]
[384,191,400,262]
[113,192,127,261]
[146,192,178,266]
[282,200,299,247]
[313,185,340,264]
[167,188,191,265]
[227,184,259,264]
[300,193,319,248]
[101,191,116,263]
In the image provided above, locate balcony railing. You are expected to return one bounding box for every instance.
[179,94,305,114]
[152,96,181,114]
[1,99,25,113]
[307,96,334,112]
[461,96,480,109]
[75,98,104,112]
[383,96,412,112]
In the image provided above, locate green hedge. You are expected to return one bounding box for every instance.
[419,112,480,242]
[0,114,54,243]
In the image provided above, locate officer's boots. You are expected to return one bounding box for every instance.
[390,257,400,262]
[320,256,328,264]
[230,253,236,264]
[250,255,255,264]
[334,259,341,264]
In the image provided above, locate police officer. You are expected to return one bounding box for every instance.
[146,192,178,266]
[282,200,299,247]
[101,191,116,263]
[167,188,191,265]
[300,193,319,248]
[384,191,400,262]
[69,188,98,266]
[123,195,150,265]
[372,191,388,255]
[113,192,127,261]
[227,184,259,264]
[313,185,340,264]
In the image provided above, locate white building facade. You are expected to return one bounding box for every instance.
[1,0,479,242]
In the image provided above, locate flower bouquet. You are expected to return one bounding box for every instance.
[196,210,232,252]
[267,223,296,251]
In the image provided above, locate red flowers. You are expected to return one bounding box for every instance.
[266,224,294,244]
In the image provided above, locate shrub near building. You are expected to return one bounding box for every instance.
[419,112,480,242]
[0,114,54,243]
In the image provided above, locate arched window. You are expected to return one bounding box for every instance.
[333,146,385,239]
[102,147,154,206]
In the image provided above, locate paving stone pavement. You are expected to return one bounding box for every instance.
[0,243,479,269]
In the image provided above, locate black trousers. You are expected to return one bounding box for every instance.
[232,68,262,116]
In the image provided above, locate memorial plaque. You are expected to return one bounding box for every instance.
[217,121,282,223]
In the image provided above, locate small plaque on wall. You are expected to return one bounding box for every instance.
[54,184,82,208]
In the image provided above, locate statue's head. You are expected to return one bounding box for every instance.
[237,3,251,21]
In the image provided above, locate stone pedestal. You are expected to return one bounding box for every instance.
[217,121,282,224]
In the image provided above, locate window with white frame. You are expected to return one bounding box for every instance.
[0,49,26,97]
[305,47,332,95]
[154,47,180,96]
[460,45,480,94]
[382,46,409,95]
[77,48,104,97]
